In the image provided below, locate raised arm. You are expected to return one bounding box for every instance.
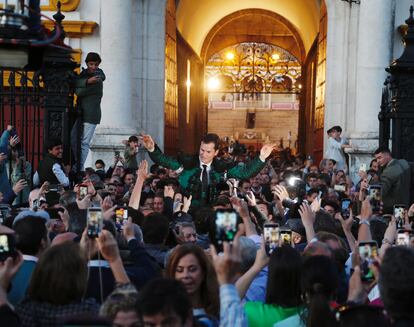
[141,134,181,170]
[227,144,276,180]
[129,160,148,210]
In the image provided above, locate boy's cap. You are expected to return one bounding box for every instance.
[128,135,139,143]
[85,52,101,63]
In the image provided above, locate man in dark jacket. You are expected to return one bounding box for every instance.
[374,146,411,214]
[33,139,69,205]
[142,133,276,207]
[71,52,105,172]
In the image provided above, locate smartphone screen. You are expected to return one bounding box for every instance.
[79,185,88,200]
[358,241,378,281]
[396,229,412,246]
[264,223,279,255]
[368,185,382,213]
[334,184,346,192]
[341,199,352,219]
[393,205,406,229]
[115,206,128,227]
[87,208,103,238]
[279,229,292,247]
[0,234,14,261]
[215,210,238,244]
[359,163,367,172]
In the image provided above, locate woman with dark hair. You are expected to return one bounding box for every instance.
[165,244,220,322]
[240,245,303,327]
[275,255,339,327]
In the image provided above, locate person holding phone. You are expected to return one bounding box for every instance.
[71,52,106,173]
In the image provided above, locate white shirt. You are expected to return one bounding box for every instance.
[325,137,346,171]
[33,163,69,187]
[199,159,212,183]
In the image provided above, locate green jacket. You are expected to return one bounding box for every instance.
[380,159,411,214]
[74,68,105,124]
[148,146,265,206]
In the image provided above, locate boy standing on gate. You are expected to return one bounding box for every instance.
[71,52,105,173]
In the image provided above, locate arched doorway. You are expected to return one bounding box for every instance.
[205,41,302,150]
[170,0,327,159]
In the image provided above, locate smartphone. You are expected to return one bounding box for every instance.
[263,223,279,255]
[115,206,128,227]
[78,184,88,200]
[358,241,378,282]
[215,209,238,244]
[396,229,412,246]
[114,150,120,157]
[279,229,292,247]
[334,184,346,192]
[368,185,382,213]
[48,184,61,192]
[341,198,352,219]
[87,208,103,238]
[393,204,406,229]
[0,205,10,221]
[307,155,313,161]
[0,234,16,261]
[366,174,373,184]
[359,163,367,172]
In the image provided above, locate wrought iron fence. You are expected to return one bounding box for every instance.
[0,68,44,172]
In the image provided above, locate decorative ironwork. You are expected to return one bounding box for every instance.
[380,6,414,162]
[0,1,78,170]
[206,42,302,95]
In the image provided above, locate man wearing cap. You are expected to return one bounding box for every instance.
[324,126,351,172]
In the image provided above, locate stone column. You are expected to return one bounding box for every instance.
[346,0,395,183]
[133,0,167,150]
[87,0,137,168]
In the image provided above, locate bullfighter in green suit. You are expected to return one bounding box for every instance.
[141,133,276,206]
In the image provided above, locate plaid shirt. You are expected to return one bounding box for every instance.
[16,298,99,327]
[219,284,247,327]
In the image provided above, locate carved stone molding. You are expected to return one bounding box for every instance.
[42,20,97,38]
[41,0,81,12]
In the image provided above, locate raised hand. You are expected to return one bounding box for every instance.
[299,203,315,227]
[210,237,242,285]
[13,179,27,194]
[141,134,155,152]
[245,191,256,206]
[273,185,289,202]
[137,160,149,181]
[259,143,277,161]
[97,230,120,263]
[164,185,174,199]
[182,195,192,213]
[9,135,20,147]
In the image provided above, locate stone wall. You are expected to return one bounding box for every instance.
[208,109,298,145]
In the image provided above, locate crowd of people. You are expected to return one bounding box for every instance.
[0,122,413,327]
